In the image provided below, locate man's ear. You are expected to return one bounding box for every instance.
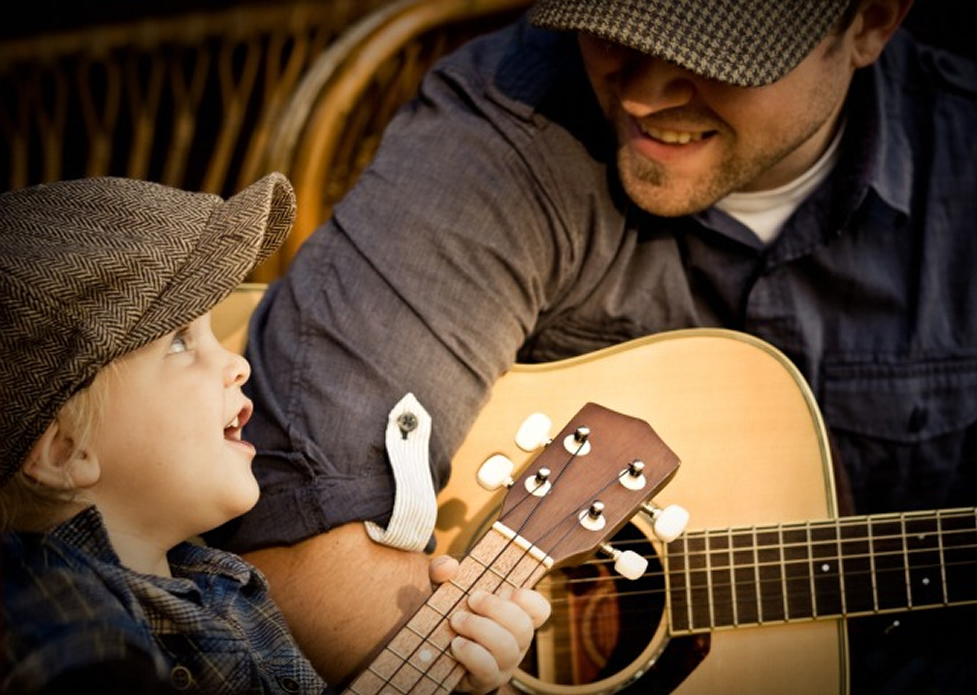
[22,421,100,490]
[849,0,915,69]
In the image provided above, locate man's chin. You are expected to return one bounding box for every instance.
[621,180,718,218]
[618,157,723,217]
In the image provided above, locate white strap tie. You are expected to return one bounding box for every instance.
[364,393,437,551]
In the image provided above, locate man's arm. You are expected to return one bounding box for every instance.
[243,522,431,687]
[243,523,551,692]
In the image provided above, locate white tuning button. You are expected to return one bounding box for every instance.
[600,543,648,581]
[477,454,515,491]
[643,503,690,543]
[515,412,552,451]
[615,550,649,581]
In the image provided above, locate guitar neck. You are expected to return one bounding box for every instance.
[344,523,551,694]
[666,507,977,632]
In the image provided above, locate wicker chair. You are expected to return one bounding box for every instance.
[0,0,390,279]
[258,0,532,281]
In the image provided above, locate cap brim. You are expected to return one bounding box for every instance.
[128,172,295,351]
[529,0,851,87]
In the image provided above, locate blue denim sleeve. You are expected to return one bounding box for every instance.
[218,59,568,552]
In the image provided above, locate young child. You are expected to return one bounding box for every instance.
[0,174,548,694]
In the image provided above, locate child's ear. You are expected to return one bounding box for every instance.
[22,420,100,490]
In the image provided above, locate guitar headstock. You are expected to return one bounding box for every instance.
[496,402,680,569]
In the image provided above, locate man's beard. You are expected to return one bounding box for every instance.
[614,130,805,218]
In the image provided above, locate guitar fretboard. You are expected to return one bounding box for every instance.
[666,508,977,632]
[345,524,550,694]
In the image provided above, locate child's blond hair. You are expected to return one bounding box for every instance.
[0,367,112,533]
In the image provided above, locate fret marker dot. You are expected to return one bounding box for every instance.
[821,563,830,573]
[922,577,930,586]
[419,649,433,663]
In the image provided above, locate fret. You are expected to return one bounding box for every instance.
[706,529,734,627]
[687,532,710,630]
[782,524,814,620]
[869,516,909,610]
[345,669,401,695]
[665,534,693,632]
[939,510,977,605]
[731,529,759,625]
[838,520,874,614]
[349,525,550,695]
[347,644,454,695]
[809,522,842,617]
[728,528,739,627]
[386,626,446,680]
[904,513,944,607]
[403,603,454,656]
[663,508,977,649]
[777,526,789,621]
[756,527,785,623]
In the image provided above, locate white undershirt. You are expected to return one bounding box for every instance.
[714,121,846,245]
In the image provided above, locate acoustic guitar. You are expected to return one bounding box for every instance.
[434,329,977,695]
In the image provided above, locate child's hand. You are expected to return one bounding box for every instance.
[428,556,551,694]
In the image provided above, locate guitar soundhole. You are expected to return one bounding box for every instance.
[517,521,665,692]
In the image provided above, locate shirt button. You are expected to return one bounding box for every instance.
[170,665,193,690]
[278,676,301,693]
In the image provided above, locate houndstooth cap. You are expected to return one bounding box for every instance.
[529,0,852,86]
[0,173,295,485]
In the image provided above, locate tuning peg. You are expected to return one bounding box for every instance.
[477,454,515,491]
[600,542,648,581]
[619,459,647,491]
[563,425,592,455]
[525,467,552,497]
[515,412,552,451]
[642,502,690,542]
[578,500,606,531]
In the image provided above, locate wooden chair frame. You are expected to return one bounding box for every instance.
[258,0,532,281]
[0,0,390,200]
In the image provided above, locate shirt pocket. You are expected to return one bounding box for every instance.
[820,355,977,513]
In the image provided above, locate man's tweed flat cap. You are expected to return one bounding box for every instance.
[529,0,851,86]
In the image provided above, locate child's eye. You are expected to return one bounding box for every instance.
[168,326,195,354]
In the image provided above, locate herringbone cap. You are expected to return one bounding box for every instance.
[0,173,295,485]
[529,0,851,86]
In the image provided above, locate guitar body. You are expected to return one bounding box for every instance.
[435,329,848,694]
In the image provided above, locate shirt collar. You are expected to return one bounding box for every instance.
[851,30,915,219]
[51,506,265,590]
[693,30,917,252]
[51,505,120,562]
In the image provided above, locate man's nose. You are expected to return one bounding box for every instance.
[619,54,698,115]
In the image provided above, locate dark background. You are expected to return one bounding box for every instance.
[2,0,975,62]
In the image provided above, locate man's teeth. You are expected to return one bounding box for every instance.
[226,416,240,430]
[642,125,704,144]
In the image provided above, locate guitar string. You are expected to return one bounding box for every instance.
[365,430,605,693]
[508,552,977,670]
[526,520,977,633]
[545,554,977,603]
[555,514,977,584]
[449,525,977,684]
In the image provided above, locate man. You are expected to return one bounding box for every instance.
[209,0,977,691]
